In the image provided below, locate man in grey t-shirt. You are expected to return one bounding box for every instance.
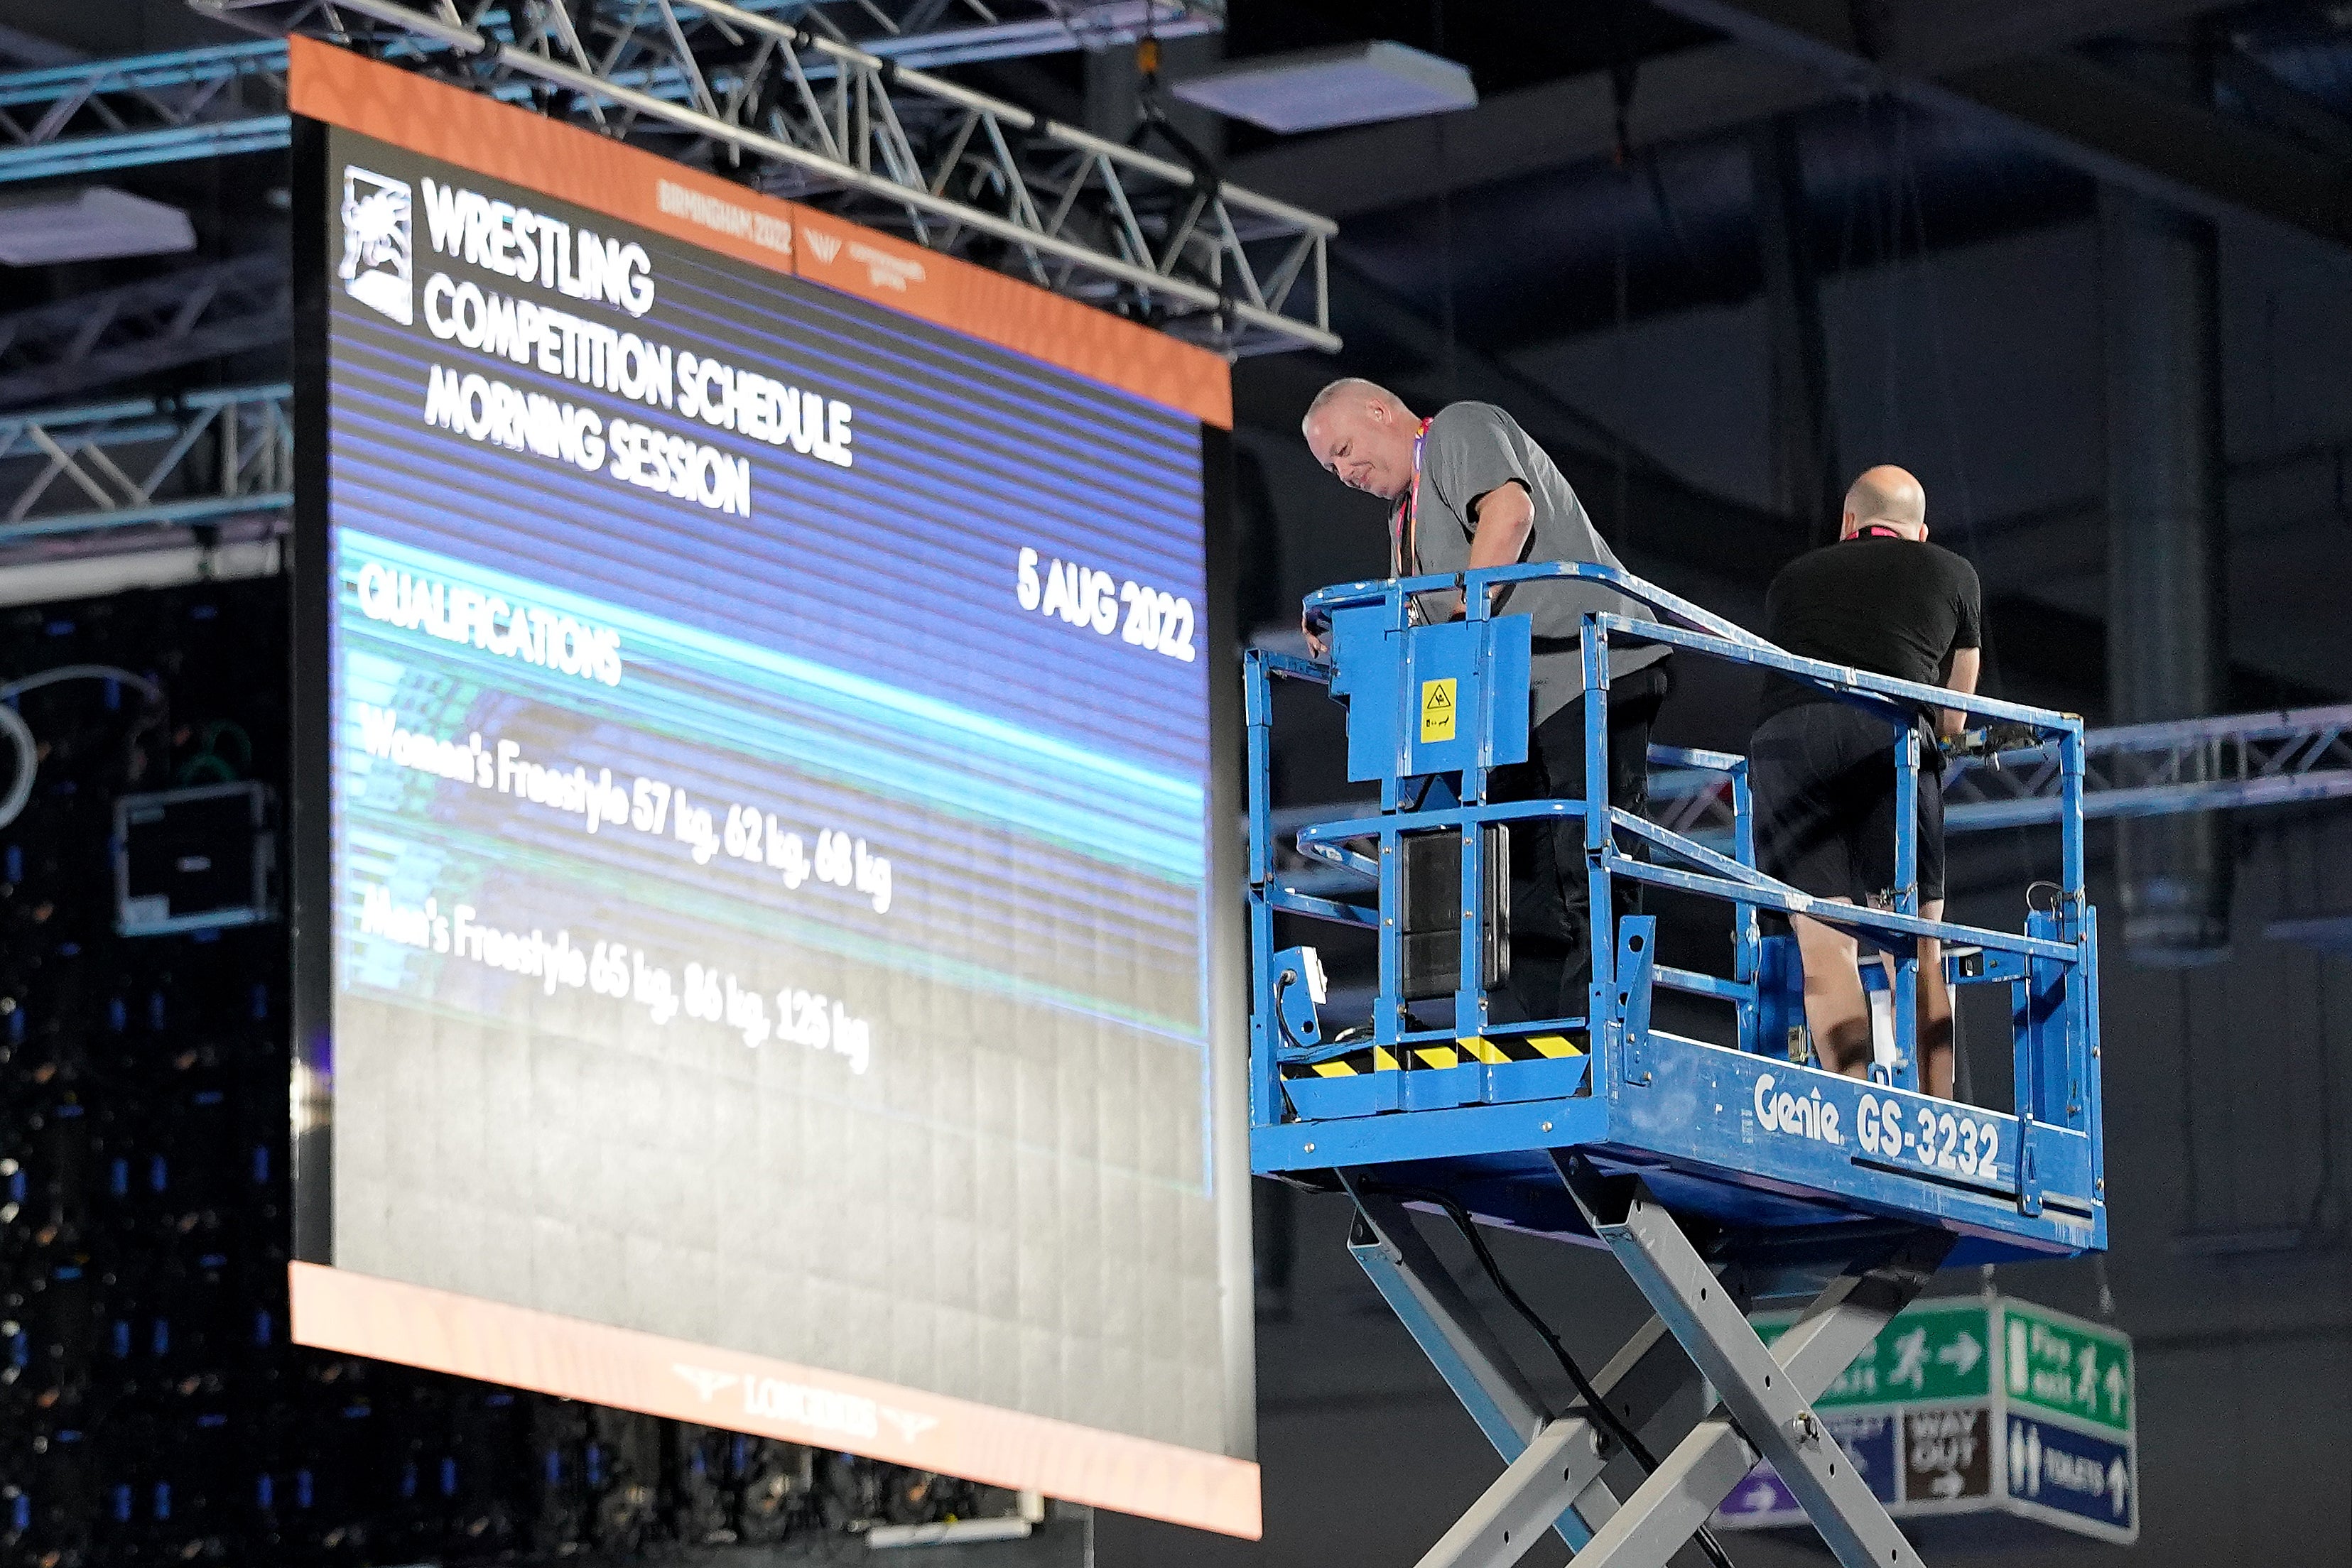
[1301,378,1671,1023]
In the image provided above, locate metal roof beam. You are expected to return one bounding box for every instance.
[0,254,291,409]
[1647,0,2352,248]
[0,382,292,541]
[0,38,290,183]
[195,0,1335,355]
[1228,0,2240,221]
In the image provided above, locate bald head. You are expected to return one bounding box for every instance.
[1841,465,1927,540]
[1301,378,1420,501]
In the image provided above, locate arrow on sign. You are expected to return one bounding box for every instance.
[2108,1457,2130,1518]
[1931,1472,1964,1500]
[1936,1332,1983,1378]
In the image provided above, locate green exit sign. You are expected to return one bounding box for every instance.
[2003,1301,2132,1433]
[1756,1295,2131,1429]
[1760,1298,1991,1408]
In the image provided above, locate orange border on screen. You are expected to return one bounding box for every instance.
[286,35,1232,428]
[291,1265,1261,1537]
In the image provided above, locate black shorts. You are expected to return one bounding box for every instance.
[1751,703,1944,905]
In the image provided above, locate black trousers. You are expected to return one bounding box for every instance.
[1486,663,1670,1024]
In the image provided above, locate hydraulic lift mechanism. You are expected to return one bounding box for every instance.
[1247,565,2104,1568]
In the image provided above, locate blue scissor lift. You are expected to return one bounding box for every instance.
[1247,564,2103,1568]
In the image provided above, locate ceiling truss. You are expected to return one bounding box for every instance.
[0,38,289,183]
[185,0,1335,355]
[0,254,291,410]
[0,382,292,544]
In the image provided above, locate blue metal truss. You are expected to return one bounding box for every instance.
[1274,702,2352,909]
[10,2,1327,356]
[0,40,289,183]
[1646,704,2352,837]
[0,383,291,541]
[0,1,1213,182]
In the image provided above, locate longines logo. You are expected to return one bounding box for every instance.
[803,228,842,264]
[337,165,414,325]
[670,1361,941,1447]
[672,1363,739,1403]
[879,1408,941,1443]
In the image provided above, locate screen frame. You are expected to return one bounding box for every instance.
[288,110,335,1270]
[282,62,1257,1529]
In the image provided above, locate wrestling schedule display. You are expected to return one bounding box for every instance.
[286,41,1253,1535]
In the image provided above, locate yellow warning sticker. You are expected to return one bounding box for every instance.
[1420,677,1458,742]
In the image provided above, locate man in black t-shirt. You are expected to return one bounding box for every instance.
[1751,466,1981,1099]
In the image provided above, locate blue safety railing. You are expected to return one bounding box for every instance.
[1247,562,2100,1233]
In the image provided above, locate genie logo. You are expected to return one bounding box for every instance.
[1752,1072,1843,1145]
[339,165,413,325]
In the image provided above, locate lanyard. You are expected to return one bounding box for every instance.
[1388,416,1437,581]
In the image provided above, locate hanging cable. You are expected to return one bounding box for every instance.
[1374,1183,1740,1568]
[0,664,168,829]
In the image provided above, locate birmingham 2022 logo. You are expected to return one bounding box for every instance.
[338,165,414,325]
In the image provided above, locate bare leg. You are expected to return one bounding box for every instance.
[1792,903,1872,1077]
[1917,899,1953,1099]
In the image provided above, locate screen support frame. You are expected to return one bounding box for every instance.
[1198,423,1257,1462]
[288,111,337,1268]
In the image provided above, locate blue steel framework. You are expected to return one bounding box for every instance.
[0,38,288,184]
[4,4,1333,358]
[1247,564,2106,1568]
[0,383,291,542]
[0,5,1213,185]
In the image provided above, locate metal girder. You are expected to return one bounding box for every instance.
[1268,705,2352,891]
[1941,704,2352,827]
[0,383,292,543]
[1228,40,1821,219]
[1644,705,2352,840]
[0,38,289,183]
[188,0,1336,356]
[1647,0,2352,249]
[195,0,1218,70]
[0,254,291,410]
[2218,40,2352,163]
[1227,1,2243,221]
[2,3,1217,182]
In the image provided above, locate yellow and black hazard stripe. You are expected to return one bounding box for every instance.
[1282,1033,1583,1079]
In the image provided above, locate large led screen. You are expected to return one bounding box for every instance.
[286,40,1254,1535]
